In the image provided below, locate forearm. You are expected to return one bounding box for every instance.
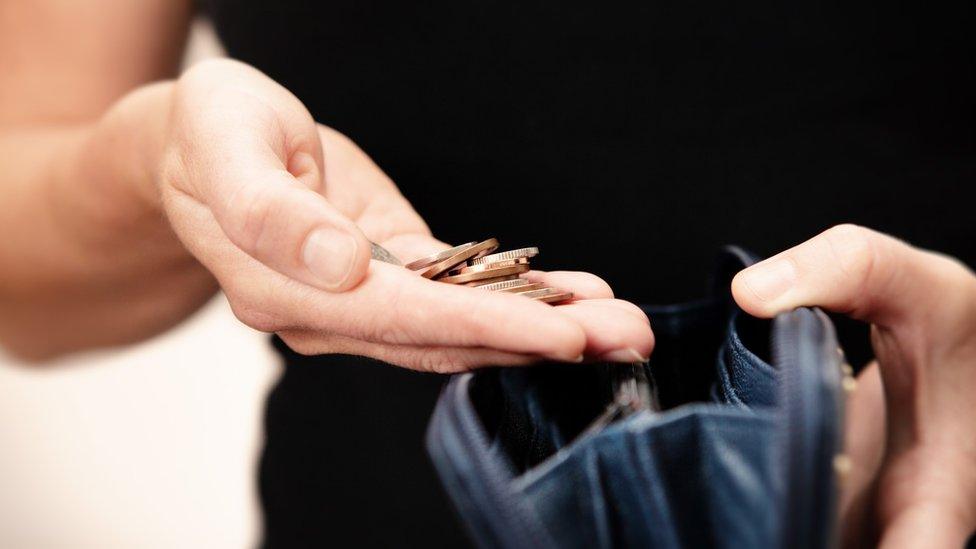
[0,82,215,360]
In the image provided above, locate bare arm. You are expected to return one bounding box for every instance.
[0,1,652,370]
[0,0,206,359]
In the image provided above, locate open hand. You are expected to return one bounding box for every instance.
[157,59,654,372]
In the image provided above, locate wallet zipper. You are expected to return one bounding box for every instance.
[438,375,555,548]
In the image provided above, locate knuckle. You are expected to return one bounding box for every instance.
[277,331,321,356]
[369,283,420,345]
[454,292,499,345]
[175,62,276,132]
[351,318,398,347]
[317,124,355,150]
[593,276,615,299]
[774,248,804,283]
[364,322,412,347]
[225,185,274,253]
[936,256,976,300]
[960,264,976,297]
[824,223,878,250]
[178,58,252,92]
[821,224,883,285]
[228,297,279,332]
[414,350,463,374]
[156,148,184,191]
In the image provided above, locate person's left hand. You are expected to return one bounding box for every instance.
[732,225,976,548]
[153,60,652,373]
[276,124,655,369]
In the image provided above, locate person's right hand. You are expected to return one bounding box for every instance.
[152,59,653,372]
[732,225,976,548]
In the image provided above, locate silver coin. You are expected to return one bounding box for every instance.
[469,247,540,266]
[404,242,478,271]
[370,242,403,266]
[463,275,520,287]
[519,288,559,299]
[472,278,531,292]
[447,257,529,276]
[505,282,547,294]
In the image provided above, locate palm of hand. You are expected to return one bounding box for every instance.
[159,60,652,374]
[277,126,656,371]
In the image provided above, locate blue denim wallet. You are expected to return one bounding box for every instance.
[426,247,846,548]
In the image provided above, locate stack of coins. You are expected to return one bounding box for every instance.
[404,238,574,304]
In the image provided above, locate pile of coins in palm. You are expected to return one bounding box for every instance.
[404,238,574,304]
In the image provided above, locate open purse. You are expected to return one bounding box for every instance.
[426,247,849,548]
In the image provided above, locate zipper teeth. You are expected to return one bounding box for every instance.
[449,375,554,548]
[772,310,843,549]
[772,314,804,549]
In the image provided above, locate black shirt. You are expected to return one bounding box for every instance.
[204,1,974,546]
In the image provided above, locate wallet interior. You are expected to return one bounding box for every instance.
[468,296,773,474]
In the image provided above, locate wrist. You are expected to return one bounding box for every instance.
[878,446,976,539]
[58,81,178,249]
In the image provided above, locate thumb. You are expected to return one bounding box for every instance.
[171,61,373,292]
[202,155,373,292]
[731,224,959,326]
[733,224,976,544]
[212,171,370,291]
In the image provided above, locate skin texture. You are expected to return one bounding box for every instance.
[0,2,653,370]
[733,224,976,548]
[0,2,972,544]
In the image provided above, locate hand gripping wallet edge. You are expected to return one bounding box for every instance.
[426,247,845,549]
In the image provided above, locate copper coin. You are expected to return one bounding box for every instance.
[472,278,531,291]
[447,257,529,276]
[421,238,499,279]
[535,292,574,304]
[519,287,557,298]
[521,288,575,303]
[435,263,529,284]
[405,241,477,271]
[469,247,540,266]
[463,275,520,287]
[505,282,547,293]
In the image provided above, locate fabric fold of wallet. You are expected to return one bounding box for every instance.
[426,246,845,548]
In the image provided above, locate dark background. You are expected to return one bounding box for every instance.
[203,0,975,546]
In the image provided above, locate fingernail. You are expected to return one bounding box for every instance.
[740,259,796,303]
[303,228,359,289]
[598,348,649,363]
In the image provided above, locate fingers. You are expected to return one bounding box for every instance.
[299,262,589,360]
[839,362,886,548]
[731,224,974,326]
[316,125,431,242]
[525,272,652,359]
[282,268,652,364]
[555,299,654,362]
[169,158,588,362]
[524,270,615,299]
[208,166,373,292]
[279,330,538,373]
[380,234,452,266]
[169,61,374,292]
[186,192,651,367]
[217,253,588,361]
[278,297,655,371]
